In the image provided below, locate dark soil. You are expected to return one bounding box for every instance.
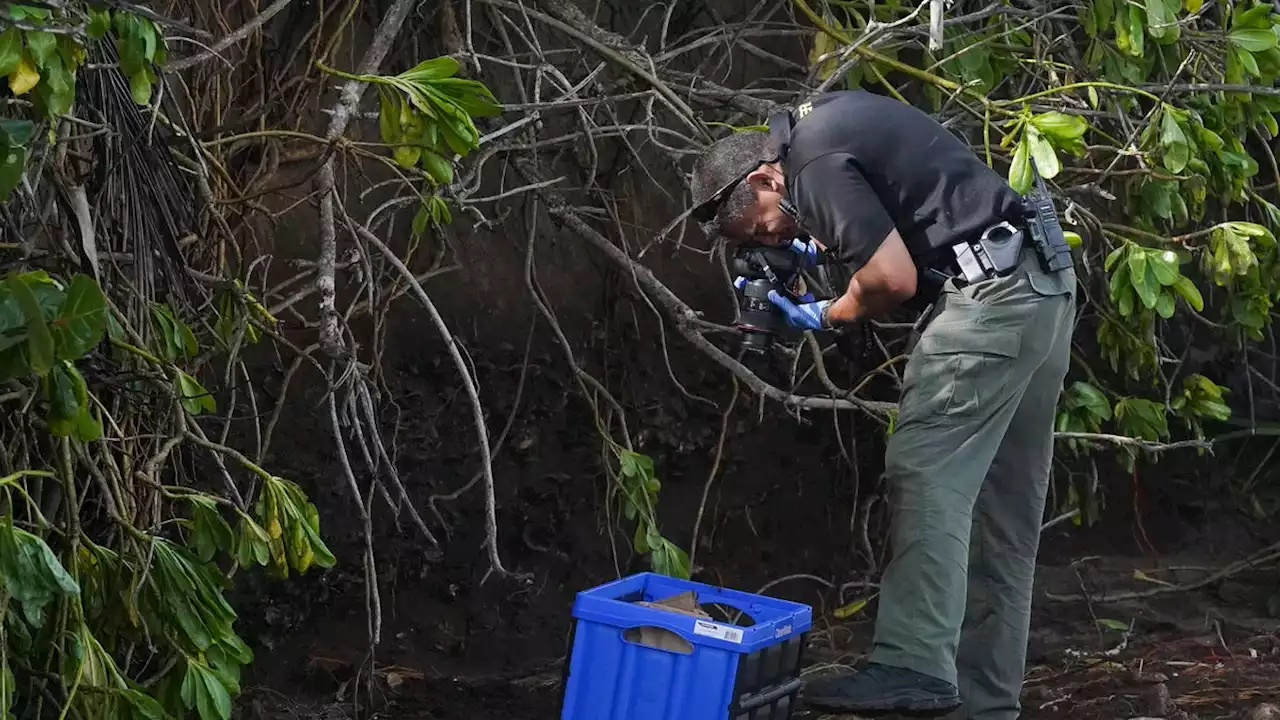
[236,551,1280,720]
[226,277,1280,720]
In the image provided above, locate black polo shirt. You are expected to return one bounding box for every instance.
[769,91,1022,271]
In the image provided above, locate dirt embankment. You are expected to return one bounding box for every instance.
[223,321,1280,720]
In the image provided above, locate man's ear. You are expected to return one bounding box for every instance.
[745,167,780,193]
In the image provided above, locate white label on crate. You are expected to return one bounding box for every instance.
[693,620,744,644]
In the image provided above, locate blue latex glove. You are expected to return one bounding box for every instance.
[766,290,831,330]
[733,277,830,331]
[788,237,821,267]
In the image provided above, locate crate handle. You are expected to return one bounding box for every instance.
[650,589,766,628]
[621,625,694,655]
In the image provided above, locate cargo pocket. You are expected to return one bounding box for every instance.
[1028,266,1076,299]
[909,321,1022,418]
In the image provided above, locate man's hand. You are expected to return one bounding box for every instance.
[733,276,831,331]
[788,237,821,267]
[766,290,831,330]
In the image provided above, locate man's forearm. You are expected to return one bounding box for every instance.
[824,276,899,325]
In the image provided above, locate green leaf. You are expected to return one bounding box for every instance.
[1096,618,1130,632]
[1231,1,1272,28]
[0,28,21,76]
[87,9,112,40]
[130,70,153,106]
[24,32,56,69]
[0,520,81,626]
[182,660,234,720]
[1127,252,1159,309]
[176,371,217,415]
[1127,5,1146,57]
[1030,111,1089,142]
[1159,111,1189,173]
[419,149,454,185]
[0,139,27,201]
[43,361,85,437]
[1223,220,1275,246]
[378,91,400,145]
[1172,275,1204,311]
[412,202,431,235]
[651,538,691,579]
[187,497,234,564]
[633,522,650,553]
[6,273,53,375]
[35,50,73,117]
[1235,45,1261,76]
[1144,0,1178,43]
[1105,243,1127,272]
[1009,132,1032,194]
[400,57,461,82]
[0,117,32,148]
[1114,397,1170,441]
[122,689,168,720]
[1230,28,1278,52]
[1141,180,1173,220]
[51,275,108,361]
[1026,126,1061,179]
[1155,290,1175,318]
[1149,249,1179,285]
[1064,381,1113,419]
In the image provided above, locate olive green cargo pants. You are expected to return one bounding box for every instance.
[868,251,1076,720]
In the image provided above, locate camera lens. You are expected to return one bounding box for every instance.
[740,329,772,354]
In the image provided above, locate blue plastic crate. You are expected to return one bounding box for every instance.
[559,572,813,720]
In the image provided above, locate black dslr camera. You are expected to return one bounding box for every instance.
[730,239,846,358]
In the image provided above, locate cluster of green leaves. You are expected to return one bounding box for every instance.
[0,474,333,720]
[0,265,335,719]
[1203,222,1277,340]
[1171,373,1232,440]
[0,5,86,118]
[934,29,1028,97]
[1,271,109,439]
[211,280,275,349]
[237,476,337,578]
[146,302,219,416]
[110,9,167,105]
[0,514,80,627]
[614,448,690,579]
[0,4,163,121]
[1055,381,1114,455]
[340,56,503,234]
[1106,243,1203,319]
[1053,375,1230,476]
[1003,111,1090,194]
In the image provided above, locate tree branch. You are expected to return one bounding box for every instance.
[514,159,895,417]
[164,0,294,71]
[315,0,417,358]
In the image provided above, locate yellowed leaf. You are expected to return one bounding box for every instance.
[266,514,283,540]
[1132,569,1177,587]
[833,594,876,619]
[8,54,39,96]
